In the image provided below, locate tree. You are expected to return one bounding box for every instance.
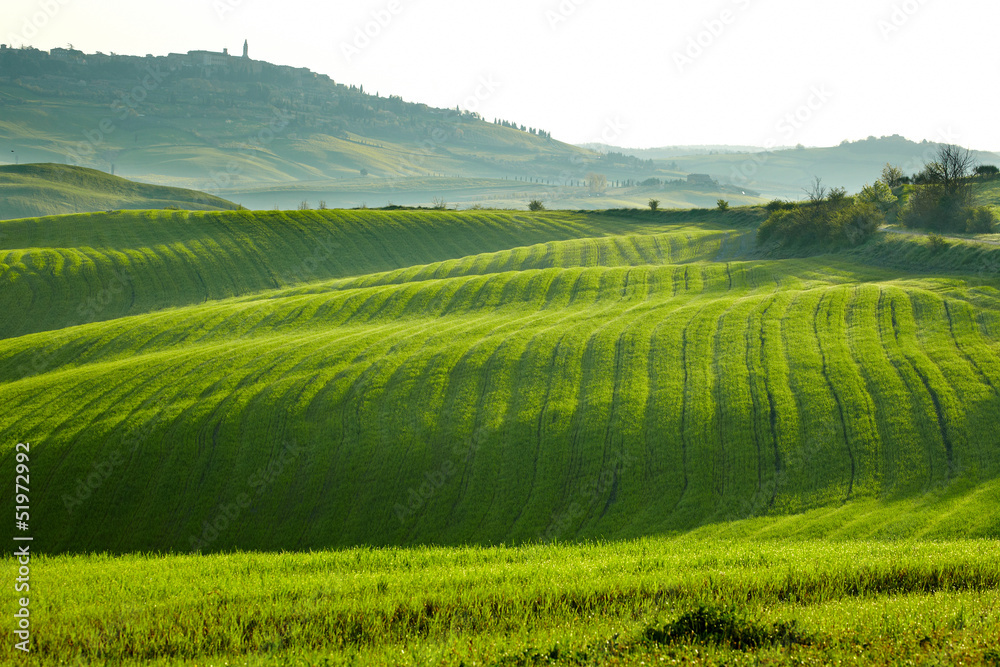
[925,144,975,196]
[964,206,998,233]
[648,199,660,211]
[902,144,977,231]
[879,163,905,188]
[805,176,827,205]
[828,187,848,206]
[975,165,999,180]
[717,199,729,211]
[528,199,545,212]
[857,181,898,216]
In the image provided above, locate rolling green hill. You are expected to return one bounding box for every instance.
[2,208,1000,553]
[0,163,239,219]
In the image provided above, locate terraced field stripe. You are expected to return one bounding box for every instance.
[846,284,929,495]
[877,287,952,488]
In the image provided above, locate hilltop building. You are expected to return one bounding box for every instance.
[165,41,262,75]
[50,47,86,62]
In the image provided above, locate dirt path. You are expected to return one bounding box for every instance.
[882,226,1000,246]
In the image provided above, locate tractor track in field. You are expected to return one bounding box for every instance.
[884,293,954,484]
[673,327,692,511]
[889,296,956,479]
[740,299,767,503]
[469,306,602,540]
[877,289,938,489]
[943,301,1000,398]
[812,291,856,502]
[760,297,783,510]
[556,305,640,529]
[593,309,657,524]
[460,295,612,536]
[507,330,570,533]
[302,318,472,531]
[347,313,510,539]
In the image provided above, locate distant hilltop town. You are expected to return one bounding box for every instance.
[164,40,263,74]
[0,41,313,80]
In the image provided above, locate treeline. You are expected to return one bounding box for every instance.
[493,119,551,139]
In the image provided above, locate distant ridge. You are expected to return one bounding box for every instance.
[0,163,239,219]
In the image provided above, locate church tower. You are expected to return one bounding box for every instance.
[242,40,249,59]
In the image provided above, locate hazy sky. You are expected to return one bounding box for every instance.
[4,0,998,150]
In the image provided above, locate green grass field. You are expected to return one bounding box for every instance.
[0,163,239,220]
[7,537,1000,665]
[3,206,1000,664]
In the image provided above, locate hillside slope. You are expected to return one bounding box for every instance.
[0,47,594,189]
[2,209,999,553]
[0,163,239,219]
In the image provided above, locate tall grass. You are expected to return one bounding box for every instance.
[4,538,999,665]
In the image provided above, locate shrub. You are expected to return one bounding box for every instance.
[758,200,883,247]
[901,185,966,231]
[648,199,660,211]
[528,199,545,212]
[830,202,883,246]
[757,208,802,244]
[717,199,729,211]
[927,233,950,253]
[975,165,999,180]
[827,187,848,207]
[765,199,795,213]
[965,206,998,233]
[858,181,897,210]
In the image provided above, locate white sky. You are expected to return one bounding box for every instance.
[3,0,999,150]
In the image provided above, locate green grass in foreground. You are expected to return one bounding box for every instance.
[5,538,1000,665]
